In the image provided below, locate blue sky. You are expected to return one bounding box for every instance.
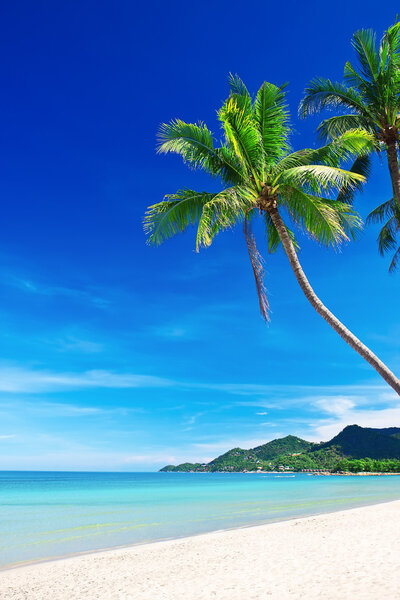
[1,0,400,470]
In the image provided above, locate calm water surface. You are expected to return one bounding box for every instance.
[1,471,399,568]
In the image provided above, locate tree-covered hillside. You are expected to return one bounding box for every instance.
[318,425,400,459]
[159,425,400,472]
[252,435,314,460]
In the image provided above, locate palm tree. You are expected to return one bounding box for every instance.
[144,76,400,395]
[299,22,400,268]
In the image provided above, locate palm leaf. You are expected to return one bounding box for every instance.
[343,61,372,93]
[376,215,398,255]
[253,82,290,165]
[389,245,400,272]
[282,188,359,247]
[218,96,263,179]
[144,189,217,246]
[317,114,375,140]
[195,187,254,250]
[276,164,365,194]
[228,73,251,98]
[337,154,372,204]
[157,119,244,184]
[351,29,379,83]
[366,198,395,224]
[299,79,371,119]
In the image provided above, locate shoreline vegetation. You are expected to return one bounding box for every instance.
[160,424,400,474]
[163,470,400,476]
[2,500,400,599]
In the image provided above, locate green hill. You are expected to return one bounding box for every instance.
[159,425,400,472]
[318,425,400,459]
[252,435,314,460]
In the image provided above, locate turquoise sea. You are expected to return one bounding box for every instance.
[1,471,399,568]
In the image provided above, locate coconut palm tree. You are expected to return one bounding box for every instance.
[299,23,400,268]
[144,76,400,394]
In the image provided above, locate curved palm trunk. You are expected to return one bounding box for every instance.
[386,140,400,206]
[268,205,400,395]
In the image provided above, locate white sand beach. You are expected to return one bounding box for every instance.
[2,499,400,600]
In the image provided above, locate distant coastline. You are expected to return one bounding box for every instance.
[160,425,400,474]
[162,470,400,476]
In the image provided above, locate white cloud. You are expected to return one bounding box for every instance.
[0,364,392,399]
[192,436,276,454]
[256,411,268,415]
[9,276,110,308]
[0,399,141,418]
[123,453,181,465]
[0,366,174,393]
[306,392,400,441]
[314,396,357,416]
[56,336,104,354]
[310,406,400,442]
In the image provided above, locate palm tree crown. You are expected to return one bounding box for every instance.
[299,22,400,270]
[145,75,369,319]
[144,76,400,394]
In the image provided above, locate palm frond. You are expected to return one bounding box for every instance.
[366,198,395,224]
[195,187,254,250]
[376,215,398,255]
[253,82,290,166]
[274,130,372,178]
[144,189,217,246]
[325,199,363,241]
[317,114,375,140]
[315,129,375,166]
[283,188,360,247]
[228,73,251,98]
[351,29,379,83]
[218,96,263,178]
[389,245,400,272]
[343,61,371,92]
[299,79,370,118]
[244,214,269,321]
[276,164,365,195]
[381,22,400,69]
[157,119,244,184]
[337,154,372,204]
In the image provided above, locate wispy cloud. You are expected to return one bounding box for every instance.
[0,366,175,393]
[184,412,204,426]
[6,275,110,308]
[309,406,400,442]
[305,392,400,441]
[191,436,278,454]
[55,336,104,353]
[314,396,357,416]
[0,399,138,418]
[0,365,393,400]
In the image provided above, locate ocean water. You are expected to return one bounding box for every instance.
[1,471,399,568]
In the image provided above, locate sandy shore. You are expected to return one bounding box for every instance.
[2,500,400,599]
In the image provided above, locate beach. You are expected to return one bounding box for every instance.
[2,499,400,600]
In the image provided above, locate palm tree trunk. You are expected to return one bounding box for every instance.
[386,140,400,206]
[268,205,400,395]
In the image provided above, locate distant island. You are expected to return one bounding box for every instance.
[160,425,400,473]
